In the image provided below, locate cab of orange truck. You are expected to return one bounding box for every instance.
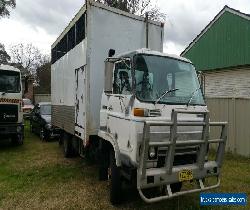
[0,64,24,145]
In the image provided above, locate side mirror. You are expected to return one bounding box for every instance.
[104,60,114,93]
[197,71,205,96]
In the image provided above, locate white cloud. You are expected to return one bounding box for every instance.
[0,18,55,54]
[0,0,249,56]
[159,0,250,54]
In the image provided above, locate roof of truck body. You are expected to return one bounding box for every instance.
[0,64,20,72]
[115,48,192,63]
[52,0,163,49]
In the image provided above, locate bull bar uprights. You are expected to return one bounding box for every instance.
[137,109,228,203]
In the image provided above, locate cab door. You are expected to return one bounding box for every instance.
[106,60,133,153]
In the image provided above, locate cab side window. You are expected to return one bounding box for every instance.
[113,61,132,95]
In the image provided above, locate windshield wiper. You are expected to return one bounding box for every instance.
[1,92,6,96]
[155,88,179,105]
[186,87,201,107]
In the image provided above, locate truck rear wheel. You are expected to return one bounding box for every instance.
[98,140,110,181]
[98,150,109,181]
[109,149,122,205]
[40,127,49,142]
[63,132,73,158]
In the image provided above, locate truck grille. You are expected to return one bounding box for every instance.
[0,104,18,123]
[148,109,161,117]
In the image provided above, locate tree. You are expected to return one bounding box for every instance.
[95,0,165,21]
[9,43,49,75]
[35,62,51,94]
[0,0,16,18]
[0,0,16,65]
[0,43,10,64]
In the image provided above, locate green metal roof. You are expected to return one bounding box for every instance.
[181,6,250,71]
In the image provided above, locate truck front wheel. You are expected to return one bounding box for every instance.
[170,182,182,193]
[109,149,122,205]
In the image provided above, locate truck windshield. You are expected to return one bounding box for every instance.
[0,70,21,93]
[134,54,205,105]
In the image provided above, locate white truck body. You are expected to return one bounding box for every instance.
[51,0,163,143]
[51,0,227,204]
[0,64,24,144]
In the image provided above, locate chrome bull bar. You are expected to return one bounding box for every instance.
[137,109,228,203]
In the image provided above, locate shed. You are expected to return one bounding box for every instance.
[181,6,250,157]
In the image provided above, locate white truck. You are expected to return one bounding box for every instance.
[0,64,24,145]
[51,0,227,204]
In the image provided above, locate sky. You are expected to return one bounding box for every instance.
[0,0,249,55]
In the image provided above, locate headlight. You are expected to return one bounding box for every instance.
[45,124,52,130]
[133,108,161,117]
[17,126,22,133]
[148,147,157,160]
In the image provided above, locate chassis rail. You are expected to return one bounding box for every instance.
[137,109,227,203]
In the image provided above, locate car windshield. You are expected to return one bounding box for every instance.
[23,99,32,105]
[40,105,51,115]
[134,54,205,105]
[0,70,21,93]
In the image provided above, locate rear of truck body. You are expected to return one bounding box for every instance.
[51,0,227,204]
[0,64,24,144]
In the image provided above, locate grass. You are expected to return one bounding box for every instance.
[0,122,249,209]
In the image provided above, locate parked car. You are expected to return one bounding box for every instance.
[30,102,61,141]
[22,98,34,119]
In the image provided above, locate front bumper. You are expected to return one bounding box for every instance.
[0,123,24,137]
[137,109,227,203]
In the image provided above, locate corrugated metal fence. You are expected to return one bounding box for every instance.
[206,97,250,157]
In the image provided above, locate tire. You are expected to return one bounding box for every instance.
[98,148,109,181]
[71,137,79,156]
[58,132,63,146]
[99,166,109,181]
[98,141,110,181]
[63,132,73,158]
[85,139,99,163]
[109,149,122,205]
[40,127,49,141]
[11,134,24,146]
[170,182,182,193]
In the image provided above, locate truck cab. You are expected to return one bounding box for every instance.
[98,49,227,204]
[0,64,24,145]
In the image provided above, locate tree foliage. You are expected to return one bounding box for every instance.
[9,43,49,75]
[0,0,16,65]
[95,0,165,21]
[35,62,51,94]
[0,43,10,64]
[0,0,16,18]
